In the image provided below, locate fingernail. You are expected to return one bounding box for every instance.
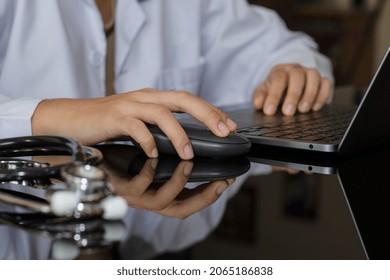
[313,102,322,111]
[150,148,158,158]
[218,121,230,134]
[216,182,229,196]
[284,103,296,115]
[265,104,275,115]
[183,144,194,159]
[226,118,237,130]
[299,101,310,112]
[150,159,158,170]
[183,162,193,177]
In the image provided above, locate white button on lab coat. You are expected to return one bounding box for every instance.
[0,0,333,139]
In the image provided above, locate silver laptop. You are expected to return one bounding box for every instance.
[184,46,390,154]
[232,46,390,153]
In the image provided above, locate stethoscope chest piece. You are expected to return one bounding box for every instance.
[59,162,128,220]
[61,162,110,202]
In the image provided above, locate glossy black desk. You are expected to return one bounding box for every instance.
[0,144,389,260]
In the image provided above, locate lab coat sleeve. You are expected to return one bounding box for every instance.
[199,0,334,106]
[0,95,43,139]
[0,2,43,139]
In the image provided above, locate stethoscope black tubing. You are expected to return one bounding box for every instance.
[0,136,85,161]
[0,136,92,181]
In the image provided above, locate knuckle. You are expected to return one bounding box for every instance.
[139,134,155,150]
[151,200,169,211]
[205,108,222,122]
[175,211,191,220]
[154,106,172,119]
[290,64,305,73]
[128,185,148,197]
[215,107,227,119]
[287,89,302,98]
[303,89,318,100]
[141,87,156,93]
[273,63,299,73]
[125,119,145,135]
[175,174,190,187]
[176,135,191,149]
[272,69,287,79]
[272,64,286,72]
[320,79,334,97]
[266,94,281,104]
[200,190,219,205]
[175,90,193,98]
[307,68,320,78]
[178,90,192,95]
[255,82,268,92]
[288,63,301,69]
[114,112,131,130]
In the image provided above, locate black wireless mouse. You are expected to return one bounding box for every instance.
[145,123,251,158]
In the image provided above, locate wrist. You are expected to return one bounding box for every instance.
[31,99,52,135]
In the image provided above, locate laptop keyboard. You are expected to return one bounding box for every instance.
[237,108,355,143]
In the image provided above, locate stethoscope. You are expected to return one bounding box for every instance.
[0,210,126,260]
[0,136,128,220]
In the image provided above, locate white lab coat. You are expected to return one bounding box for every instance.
[0,0,333,139]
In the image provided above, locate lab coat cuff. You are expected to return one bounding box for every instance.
[0,97,44,139]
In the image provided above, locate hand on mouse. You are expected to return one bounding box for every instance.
[252,64,333,116]
[101,157,235,219]
[31,88,237,160]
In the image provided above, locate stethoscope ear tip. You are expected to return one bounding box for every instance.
[101,196,128,220]
[50,191,79,216]
[103,222,126,242]
[51,239,80,260]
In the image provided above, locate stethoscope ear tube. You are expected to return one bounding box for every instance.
[0,187,78,216]
[0,135,85,161]
[0,136,103,182]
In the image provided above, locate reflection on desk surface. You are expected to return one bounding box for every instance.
[246,145,390,260]
[0,144,254,260]
[1,144,389,259]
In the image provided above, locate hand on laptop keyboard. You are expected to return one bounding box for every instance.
[252,64,334,116]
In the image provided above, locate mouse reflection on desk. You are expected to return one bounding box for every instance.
[96,144,251,219]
